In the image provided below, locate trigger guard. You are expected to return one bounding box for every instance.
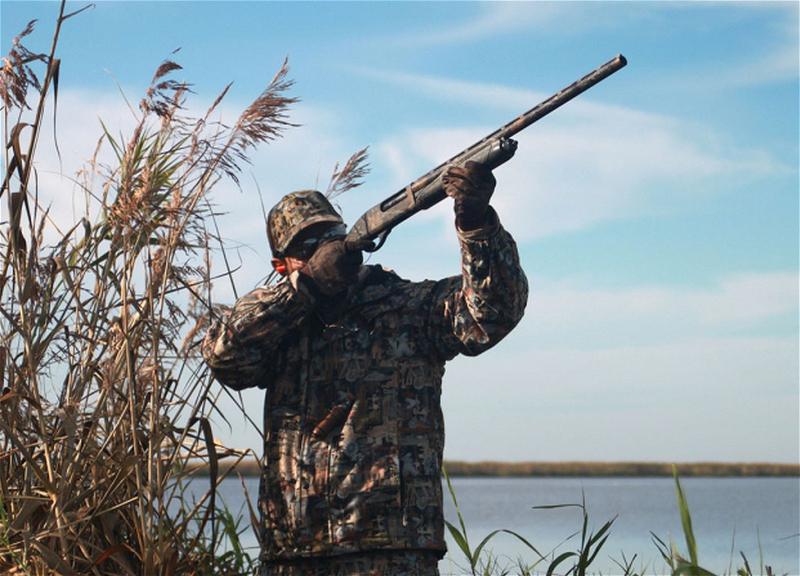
[366,230,390,252]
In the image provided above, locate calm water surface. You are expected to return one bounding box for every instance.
[212,476,799,575]
[439,477,799,575]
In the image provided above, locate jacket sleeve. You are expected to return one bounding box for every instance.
[431,208,528,359]
[201,272,317,390]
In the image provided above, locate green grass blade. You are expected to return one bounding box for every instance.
[673,466,699,566]
[445,518,474,565]
[547,550,576,576]
[443,467,470,543]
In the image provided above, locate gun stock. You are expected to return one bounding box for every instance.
[347,54,627,250]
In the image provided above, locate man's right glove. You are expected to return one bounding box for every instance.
[442,160,496,231]
[304,239,365,297]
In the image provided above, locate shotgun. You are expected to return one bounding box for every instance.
[346,54,627,251]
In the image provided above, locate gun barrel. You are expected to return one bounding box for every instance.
[494,54,627,141]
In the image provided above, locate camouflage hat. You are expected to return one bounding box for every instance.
[267,190,344,257]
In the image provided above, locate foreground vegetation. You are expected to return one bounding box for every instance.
[1,3,295,573]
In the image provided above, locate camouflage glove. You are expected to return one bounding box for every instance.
[442,160,496,231]
[304,239,364,297]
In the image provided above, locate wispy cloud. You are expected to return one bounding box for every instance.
[523,271,799,347]
[664,28,798,89]
[352,66,543,112]
[371,2,656,49]
[369,1,797,91]
[443,333,799,462]
[373,3,567,49]
[715,2,798,86]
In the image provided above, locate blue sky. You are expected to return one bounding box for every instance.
[2,1,798,464]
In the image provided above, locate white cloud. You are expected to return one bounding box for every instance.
[351,66,539,113]
[518,271,798,349]
[435,269,799,461]
[388,2,799,89]
[674,4,799,88]
[373,2,659,49]
[441,334,799,462]
[374,2,567,48]
[662,36,798,91]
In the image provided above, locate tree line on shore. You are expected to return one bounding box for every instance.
[198,459,800,478]
[443,460,800,477]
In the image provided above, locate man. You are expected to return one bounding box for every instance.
[202,161,528,575]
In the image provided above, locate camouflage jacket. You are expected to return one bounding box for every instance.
[202,213,528,562]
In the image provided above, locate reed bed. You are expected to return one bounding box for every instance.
[0,3,298,573]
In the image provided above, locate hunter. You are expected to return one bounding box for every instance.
[202,160,528,576]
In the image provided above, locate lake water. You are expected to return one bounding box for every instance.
[209,475,799,575]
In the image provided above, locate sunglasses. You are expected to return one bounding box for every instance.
[283,223,347,260]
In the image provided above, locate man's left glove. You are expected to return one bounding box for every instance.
[304,239,364,297]
[442,160,496,231]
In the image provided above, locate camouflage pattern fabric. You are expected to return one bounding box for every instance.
[268,190,343,257]
[202,210,528,567]
[259,550,441,576]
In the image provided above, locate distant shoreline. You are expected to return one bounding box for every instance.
[195,460,800,478]
[442,461,800,477]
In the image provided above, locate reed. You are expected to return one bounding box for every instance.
[0,3,298,573]
[443,468,546,576]
[443,466,620,576]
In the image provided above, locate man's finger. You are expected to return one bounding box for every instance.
[345,238,376,253]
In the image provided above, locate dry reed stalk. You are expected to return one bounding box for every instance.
[326,146,370,200]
